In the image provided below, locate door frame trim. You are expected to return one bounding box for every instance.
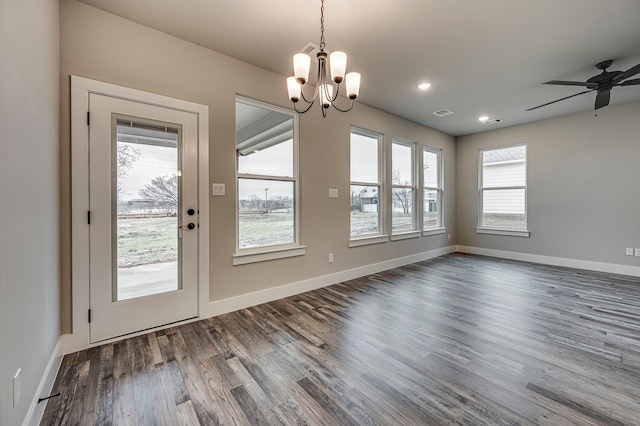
[67,75,209,353]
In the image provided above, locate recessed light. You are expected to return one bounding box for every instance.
[478,116,489,122]
[417,82,432,90]
[483,118,504,125]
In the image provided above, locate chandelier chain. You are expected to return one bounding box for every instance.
[319,0,325,51]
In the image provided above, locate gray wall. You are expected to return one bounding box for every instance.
[0,0,61,424]
[456,101,640,266]
[59,0,456,332]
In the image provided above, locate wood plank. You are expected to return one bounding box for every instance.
[92,344,114,426]
[112,340,137,426]
[77,347,101,424]
[176,356,223,425]
[175,400,201,426]
[296,376,360,426]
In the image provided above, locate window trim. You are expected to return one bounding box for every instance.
[232,245,306,265]
[477,143,530,237]
[423,227,446,236]
[234,96,304,262]
[422,145,444,233]
[391,137,418,235]
[349,234,389,247]
[349,126,387,243]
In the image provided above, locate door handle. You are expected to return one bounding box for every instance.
[186,223,196,230]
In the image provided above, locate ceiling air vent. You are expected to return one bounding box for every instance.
[432,109,454,117]
[299,43,328,63]
[483,118,504,125]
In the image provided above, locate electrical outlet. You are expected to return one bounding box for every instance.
[328,188,338,198]
[635,248,640,257]
[328,253,334,263]
[626,248,634,256]
[13,369,22,408]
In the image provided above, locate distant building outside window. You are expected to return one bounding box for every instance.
[479,144,527,232]
[350,127,384,239]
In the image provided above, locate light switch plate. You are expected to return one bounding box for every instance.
[328,188,338,198]
[627,248,634,256]
[212,183,225,196]
[635,248,640,257]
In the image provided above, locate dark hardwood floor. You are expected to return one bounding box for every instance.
[42,253,640,425]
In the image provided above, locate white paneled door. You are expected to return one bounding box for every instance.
[88,94,199,342]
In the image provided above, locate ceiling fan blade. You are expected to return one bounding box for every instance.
[544,80,596,88]
[621,78,640,86]
[612,62,640,82]
[594,90,610,110]
[526,90,594,111]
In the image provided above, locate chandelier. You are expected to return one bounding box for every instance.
[286,0,361,117]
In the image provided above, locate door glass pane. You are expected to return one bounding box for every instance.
[114,118,181,301]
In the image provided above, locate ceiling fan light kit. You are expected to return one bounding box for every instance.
[286,0,361,117]
[528,59,640,112]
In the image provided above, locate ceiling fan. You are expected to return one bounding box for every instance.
[527,59,640,111]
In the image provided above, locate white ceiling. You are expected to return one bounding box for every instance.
[77,0,640,136]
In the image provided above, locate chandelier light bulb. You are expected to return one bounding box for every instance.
[293,53,311,84]
[320,84,334,108]
[330,51,347,83]
[346,72,361,99]
[287,77,301,102]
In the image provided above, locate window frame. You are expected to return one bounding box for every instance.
[422,145,445,236]
[477,143,530,237]
[391,137,419,240]
[349,126,387,246]
[233,96,305,265]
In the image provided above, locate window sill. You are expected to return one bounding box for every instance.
[391,231,421,241]
[423,227,446,236]
[476,227,530,238]
[349,234,389,247]
[233,245,306,265]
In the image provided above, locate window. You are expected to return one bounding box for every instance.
[234,97,304,264]
[350,127,385,244]
[423,146,443,232]
[478,144,529,236]
[392,138,417,235]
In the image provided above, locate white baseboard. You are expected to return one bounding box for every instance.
[203,245,457,317]
[456,245,640,277]
[23,338,63,426]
